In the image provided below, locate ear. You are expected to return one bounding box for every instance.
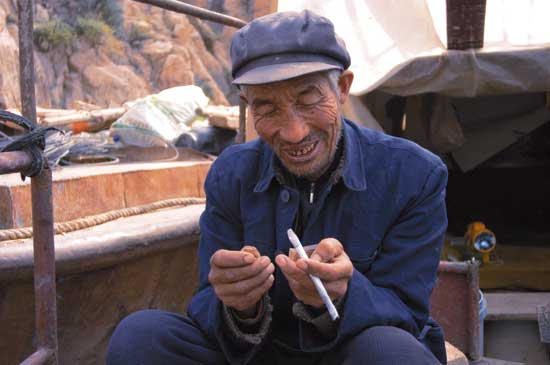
[239,93,248,105]
[337,70,354,105]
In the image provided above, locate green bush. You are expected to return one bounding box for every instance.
[97,0,123,36]
[75,17,113,44]
[127,25,151,48]
[33,20,75,52]
[6,13,17,24]
[70,0,123,36]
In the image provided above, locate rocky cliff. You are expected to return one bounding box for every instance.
[0,0,260,110]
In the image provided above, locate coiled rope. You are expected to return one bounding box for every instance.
[0,110,61,178]
[0,197,205,242]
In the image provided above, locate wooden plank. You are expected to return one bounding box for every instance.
[0,157,211,229]
[480,245,550,291]
[485,292,550,321]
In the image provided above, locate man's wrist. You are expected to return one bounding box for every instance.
[221,295,273,347]
[232,300,263,322]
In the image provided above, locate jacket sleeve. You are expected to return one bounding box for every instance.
[186,163,271,364]
[297,162,448,351]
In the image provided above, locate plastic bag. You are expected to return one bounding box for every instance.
[155,86,210,125]
[110,86,209,147]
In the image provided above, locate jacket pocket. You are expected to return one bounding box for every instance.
[345,242,379,272]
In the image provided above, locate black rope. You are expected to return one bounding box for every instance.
[0,110,61,178]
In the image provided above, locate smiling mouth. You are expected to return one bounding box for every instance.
[285,141,318,158]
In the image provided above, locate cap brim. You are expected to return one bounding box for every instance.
[233,62,341,85]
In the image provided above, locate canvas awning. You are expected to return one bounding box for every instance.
[278,0,550,97]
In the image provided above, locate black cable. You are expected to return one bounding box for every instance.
[0,110,61,178]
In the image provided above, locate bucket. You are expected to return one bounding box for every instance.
[479,290,487,355]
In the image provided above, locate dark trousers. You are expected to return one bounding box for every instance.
[106,309,440,365]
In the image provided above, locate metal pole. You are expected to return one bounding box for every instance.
[17,0,58,364]
[29,169,57,365]
[133,0,247,28]
[0,151,33,175]
[17,0,37,125]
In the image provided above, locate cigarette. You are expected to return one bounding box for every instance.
[286,229,340,321]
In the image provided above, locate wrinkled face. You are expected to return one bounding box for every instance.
[243,72,346,180]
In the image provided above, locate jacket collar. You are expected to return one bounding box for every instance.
[253,119,367,192]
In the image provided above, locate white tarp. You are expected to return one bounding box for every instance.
[278,0,550,97]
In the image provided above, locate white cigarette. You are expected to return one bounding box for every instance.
[286,229,340,321]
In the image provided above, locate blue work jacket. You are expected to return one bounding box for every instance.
[188,119,448,364]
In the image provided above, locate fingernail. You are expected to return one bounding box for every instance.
[276,255,286,266]
[310,253,322,262]
[243,254,254,264]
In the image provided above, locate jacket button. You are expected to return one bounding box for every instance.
[280,190,290,203]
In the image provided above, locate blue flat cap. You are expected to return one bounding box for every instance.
[230,10,351,85]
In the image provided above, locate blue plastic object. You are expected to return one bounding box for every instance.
[479,290,488,355]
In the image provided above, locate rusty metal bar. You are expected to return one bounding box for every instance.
[19,347,54,365]
[437,260,470,274]
[466,260,481,360]
[0,151,33,175]
[432,260,481,360]
[29,169,58,365]
[132,0,247,28]
[17,0,58,364]
[17,0,37,125]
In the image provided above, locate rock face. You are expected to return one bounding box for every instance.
[0,0,269,110]
[0,3,20,109]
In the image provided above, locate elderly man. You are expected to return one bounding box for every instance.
[107,10,447,365]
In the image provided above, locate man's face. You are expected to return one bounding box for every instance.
[243,72,345,180]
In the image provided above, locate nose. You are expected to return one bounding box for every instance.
[279,110,309,144]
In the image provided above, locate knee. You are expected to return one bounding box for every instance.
[339,326,438,365]
[106,309,169,364]
[110,309,165,344]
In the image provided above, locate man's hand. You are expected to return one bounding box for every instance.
[275,238,353,308]
[208,246,275,317]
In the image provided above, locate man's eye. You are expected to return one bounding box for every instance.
[298,93,321,106]
[256,105,277,116]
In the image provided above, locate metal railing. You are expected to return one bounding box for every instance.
[0,1,248,364]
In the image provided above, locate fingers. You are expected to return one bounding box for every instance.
[287,276,348,304]
[289,244,318,262]
[276,254,321,305]
[276,237,353,307]
[209,255,272,284]
[209,247,274,312]
[210,249,255,268]
[223,274,275,311]
[215,263,275,297]
[276,254,308,281]
[296,238,352,281]
[241,245,261,259]
[299,254,353,282]
[309,238,343,262]
[288,248,299,261]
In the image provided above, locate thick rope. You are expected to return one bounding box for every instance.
[1,110,62,178]
[0,197,205,242]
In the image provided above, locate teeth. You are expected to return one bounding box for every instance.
[288,143,315,157]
